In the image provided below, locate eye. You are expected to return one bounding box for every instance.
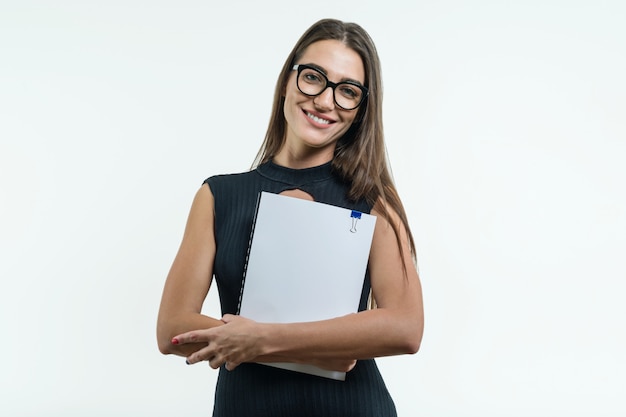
[338,84,361,99]
[301,69,324,85]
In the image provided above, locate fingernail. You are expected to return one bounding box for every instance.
[171,338,179,345]
[185,359,190,365]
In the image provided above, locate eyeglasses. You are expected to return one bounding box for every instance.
[292,64,368,111]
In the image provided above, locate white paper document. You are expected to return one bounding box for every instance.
[238,191,377,380]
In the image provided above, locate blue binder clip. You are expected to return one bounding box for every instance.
[350,210,362,233]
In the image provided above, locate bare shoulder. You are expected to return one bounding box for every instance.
[183,183,215,234]
[192,182,214,213]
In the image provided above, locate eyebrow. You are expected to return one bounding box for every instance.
[302,62,365,86]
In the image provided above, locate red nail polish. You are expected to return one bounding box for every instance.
[171,338,179,345]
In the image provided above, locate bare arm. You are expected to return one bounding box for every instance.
[156,184,223,357]
[176,200,424,370]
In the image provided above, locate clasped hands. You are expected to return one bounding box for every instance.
[172,314,262,371]
[172,314,357,373]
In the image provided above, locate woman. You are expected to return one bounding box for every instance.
[157,18,424,416]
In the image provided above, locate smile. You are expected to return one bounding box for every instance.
[305,111,332,125]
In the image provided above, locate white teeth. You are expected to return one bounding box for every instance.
[306,111,330,124]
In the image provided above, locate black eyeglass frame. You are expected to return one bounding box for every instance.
[292,64,369,110]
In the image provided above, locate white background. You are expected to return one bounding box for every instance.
[1,1,625,416]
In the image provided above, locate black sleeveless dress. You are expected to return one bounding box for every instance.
[204,161,397,417]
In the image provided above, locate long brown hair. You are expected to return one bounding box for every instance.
[253,18,416,272]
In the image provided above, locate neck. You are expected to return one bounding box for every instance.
[273,145,335,169]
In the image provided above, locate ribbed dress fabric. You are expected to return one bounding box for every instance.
[204,160,397,417]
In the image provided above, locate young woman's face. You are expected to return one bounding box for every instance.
[281,39,365,163]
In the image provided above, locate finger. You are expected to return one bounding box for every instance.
[208,356,224,370]
[208,359,219,369]
[187,353,209,366]
[172,330,207,345]
[185,345,215,365]
[225,361,240,371]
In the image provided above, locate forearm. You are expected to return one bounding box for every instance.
[157,312,223,357]
[173,305,422,372]
[255,307,423,363]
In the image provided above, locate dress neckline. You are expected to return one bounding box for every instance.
[256,160,333,185]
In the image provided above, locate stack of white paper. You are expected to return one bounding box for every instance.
[238,191,377,380]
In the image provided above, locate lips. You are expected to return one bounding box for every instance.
[304,110,334,125]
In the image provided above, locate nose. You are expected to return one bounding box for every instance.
[313,86,335,110]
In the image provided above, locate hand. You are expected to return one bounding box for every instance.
[172,315,263,371]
